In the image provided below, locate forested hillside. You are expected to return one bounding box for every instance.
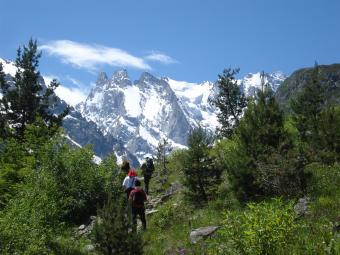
[276,63,340,112]
[0,40,339,254]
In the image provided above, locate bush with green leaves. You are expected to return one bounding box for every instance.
[0,127,116,253]
[208,199,297,255]
[210,136,255,201]
[0,165,60,254]
[43,143,108,223]
[305,163,340,222]
[254,149,306,197]
[317,106,340,164]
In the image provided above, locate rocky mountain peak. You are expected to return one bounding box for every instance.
[138,72,159,83]
[96,72,109,86]
[111,69,131,86]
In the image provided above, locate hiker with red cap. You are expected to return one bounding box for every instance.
[122,163,138,199]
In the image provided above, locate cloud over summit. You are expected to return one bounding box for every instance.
[40,40,177,72]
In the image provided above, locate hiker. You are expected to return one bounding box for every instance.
[141,157,155,195]
[122,167,138,199]
[129,179,147,230]
[121,160,131,175]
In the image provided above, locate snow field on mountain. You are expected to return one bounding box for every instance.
[123,85,141,117]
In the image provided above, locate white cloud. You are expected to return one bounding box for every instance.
[43,74,87,106]
[145,51,178,64]
[55,85,87,107]
[40,40,151,71]
[66,75,84,87]
[43,74,59,86]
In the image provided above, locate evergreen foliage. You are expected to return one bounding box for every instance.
[0,39,68,139]
[217,74,307,200]
[291,64,326,149]
[237,78,286,160]
[209,68,247,138]
[182,127,223,204]
[290,64,340,164]
[0,63,9,138]
[317,106,340,163]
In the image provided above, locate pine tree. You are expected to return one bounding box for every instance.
[0,63,9,138]
[1,39,67,138]
[209,68,247,138]
[291,63,326,147]
[231,73,301,199]
[238,73,285,160]
[182,127,222,204]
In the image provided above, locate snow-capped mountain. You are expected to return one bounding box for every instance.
[240,71,286,97]
[165,78,219,131]
[77,70,286,163]
[0,58,139,165]
[1,57,286,165]
[77,70,194,162]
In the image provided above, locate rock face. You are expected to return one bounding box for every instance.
[76,70,214,163]
[76,70,286,163]
[1,58,286,165]
[189,226,220,244]
[275,64,340,113]
[62,109,139,165]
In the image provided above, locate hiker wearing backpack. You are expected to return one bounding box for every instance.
[141,157,154,195]
[121,160,131,175]
[122,168,138,199]
[129,179,147,230]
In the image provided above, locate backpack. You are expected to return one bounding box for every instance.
[132,189,145,207]
[126,176,136,189]
[145,158,155,175]
[124,176,136,196]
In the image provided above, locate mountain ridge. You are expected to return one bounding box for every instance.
[0,57,286,164]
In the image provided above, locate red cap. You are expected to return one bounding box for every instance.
[128,169,137,177]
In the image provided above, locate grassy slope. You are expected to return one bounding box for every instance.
[141,163,340,254]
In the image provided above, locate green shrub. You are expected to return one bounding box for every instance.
[92,191,143,255]
[210,137,255,201]
[153,202,177,229]
[0,169,59,254]
[40,142,108,224]
[0,135,116,253]
[305,163,340,198]
[208,198,297,255]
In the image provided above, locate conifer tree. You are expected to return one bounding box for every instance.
[209,68,247,138]
[182,127,222,204]
[291,63,326,147]
[231,73,301,199]
[0,63,8,138]
[238,73,285,160]
[1,39,67,138]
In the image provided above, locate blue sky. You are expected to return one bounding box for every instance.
[1,0,340,104]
